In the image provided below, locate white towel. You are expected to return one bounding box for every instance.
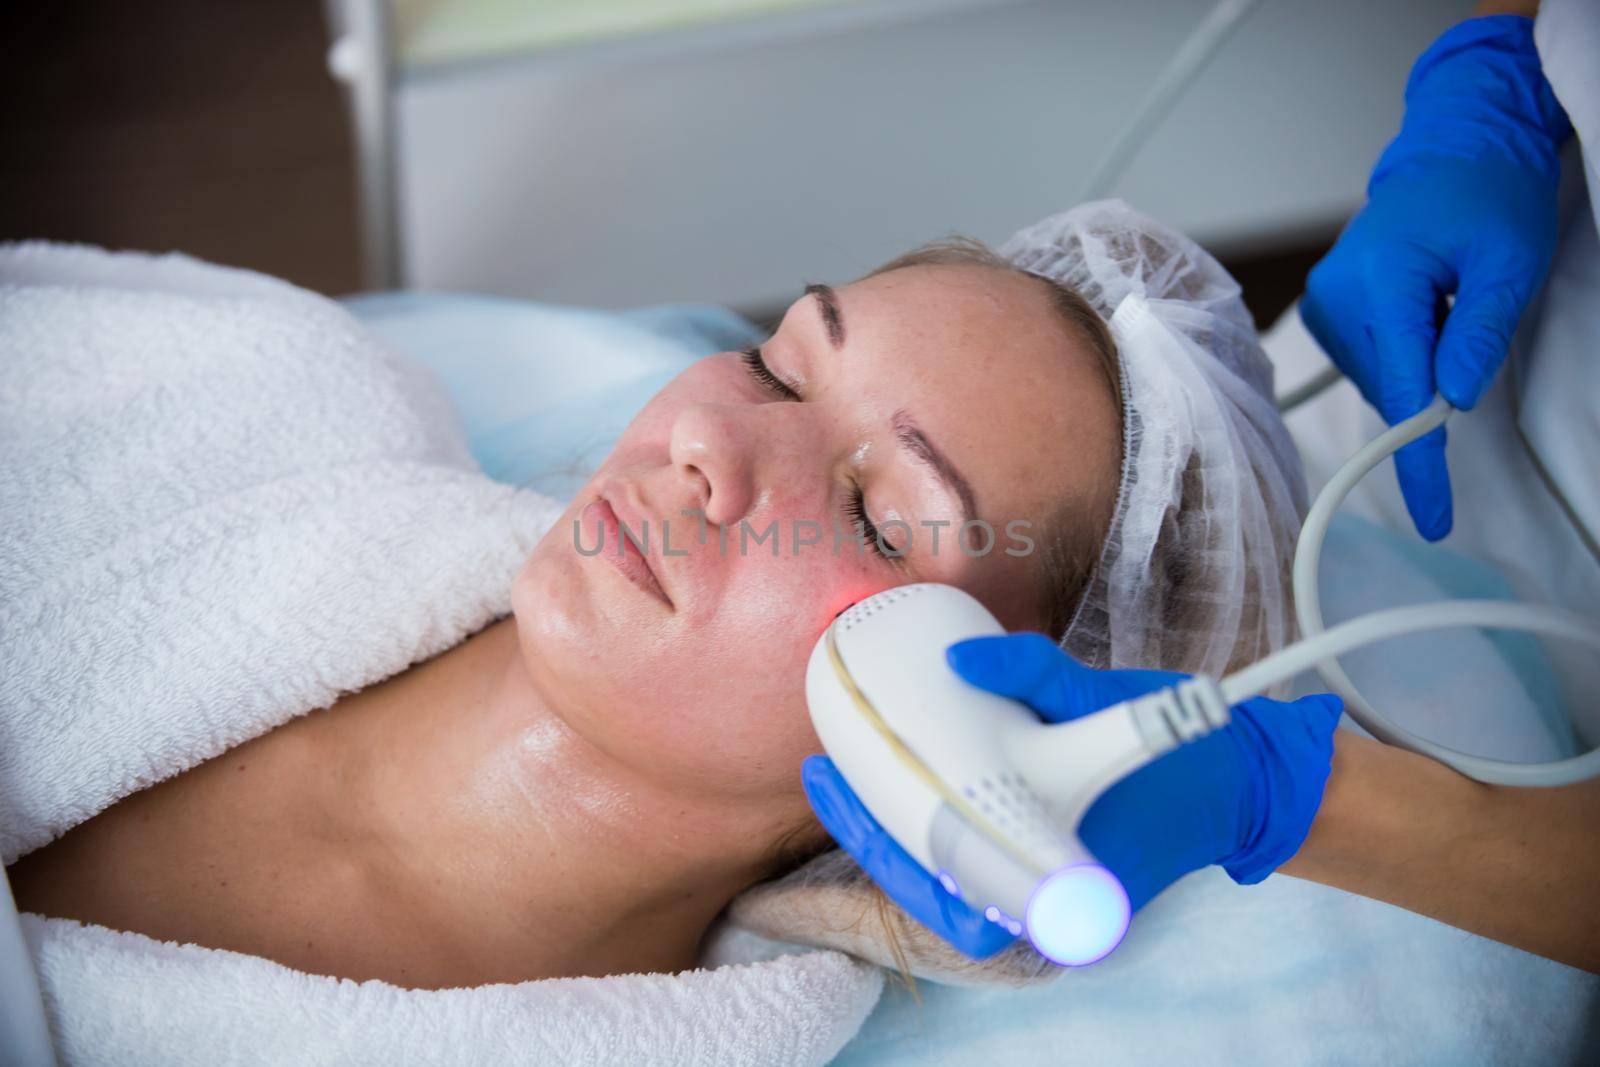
[20,915,876,1067]
[0,243,882,1066]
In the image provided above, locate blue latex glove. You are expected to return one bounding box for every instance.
[1300,15,1571,541]
[802,632,1344,960]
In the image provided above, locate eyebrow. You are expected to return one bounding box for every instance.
[798,288,976,530]
[891,409,977,527]
[804,283,845,348]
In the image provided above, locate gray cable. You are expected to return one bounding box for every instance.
[1079,0,1267,202]
[1220,397,1600,786]
[1084,0,1347,415]
[1276,363,1343,413]
[1222,600,1600,785]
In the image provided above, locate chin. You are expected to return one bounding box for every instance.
[511,546,585,663]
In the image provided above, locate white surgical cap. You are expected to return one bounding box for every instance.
[1000,199,1308,682]
[729,200,1309,986]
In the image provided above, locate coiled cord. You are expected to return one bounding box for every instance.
[1219,397,1600,786]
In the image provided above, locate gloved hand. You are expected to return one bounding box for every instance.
[802,632,1344,960]
[1300,15,1572,541]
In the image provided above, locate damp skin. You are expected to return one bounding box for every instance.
[0,263,1125,990]
[509,262,1121,811]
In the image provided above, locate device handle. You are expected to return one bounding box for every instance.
[1002,677,1230,826]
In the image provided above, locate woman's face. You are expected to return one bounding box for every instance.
[513,263,1119,809]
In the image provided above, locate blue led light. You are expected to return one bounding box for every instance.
[1025,864,1131,967]
[937,870,962,899]
[983,905,1002,924]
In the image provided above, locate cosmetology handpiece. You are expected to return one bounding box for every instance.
[805,582,1232,967]
[807,402,1600,971]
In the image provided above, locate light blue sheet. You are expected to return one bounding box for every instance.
[343,292,1599,1066]
[343,291,762,500]
[837,867,1599,1066]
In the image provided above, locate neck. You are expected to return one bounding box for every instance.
[319,618,782,983]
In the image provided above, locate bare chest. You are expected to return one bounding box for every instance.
[5,713,405,980]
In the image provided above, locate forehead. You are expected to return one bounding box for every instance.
[765,263,1121,630]
[822,263,1119,533]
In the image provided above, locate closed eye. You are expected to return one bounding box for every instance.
[846,479,899,561]
[739,346,800,401]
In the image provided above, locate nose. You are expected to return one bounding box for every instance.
[668,402,757,528]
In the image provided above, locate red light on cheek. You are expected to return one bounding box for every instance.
[821,583,891,634]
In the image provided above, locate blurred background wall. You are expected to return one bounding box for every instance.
[0,1,1470,327]
[0,1,363,295]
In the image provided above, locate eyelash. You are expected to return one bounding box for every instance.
[739,346,799,401]
[739,345,891,561]
[845,480,890,559]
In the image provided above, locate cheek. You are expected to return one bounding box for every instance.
[510,354,903,794]
[623,557,895,795]
[647,590,821,784]
[657,553,893,772]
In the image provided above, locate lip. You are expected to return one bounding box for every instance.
[581,491,674,608]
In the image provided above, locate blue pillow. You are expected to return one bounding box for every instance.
[343,292,764,501]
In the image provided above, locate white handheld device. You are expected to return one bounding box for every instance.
[805,422,1600,969]
[805,582,1231,966]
